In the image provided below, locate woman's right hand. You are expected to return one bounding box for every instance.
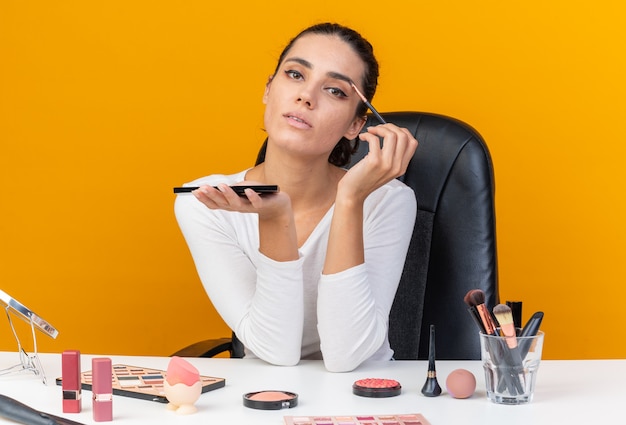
[193,183,298,261]
[192,182,291,219]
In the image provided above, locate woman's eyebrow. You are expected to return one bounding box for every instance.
[284,57,354,85]
[327,71,353,85]
[284,57,313,69]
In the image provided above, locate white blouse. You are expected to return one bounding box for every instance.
[174,170,416,372]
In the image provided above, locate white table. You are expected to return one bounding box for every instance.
[1,352,624,424]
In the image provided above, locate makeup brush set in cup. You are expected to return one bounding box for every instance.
[464,289,545,405]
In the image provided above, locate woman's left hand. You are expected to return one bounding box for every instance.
[338,123,418,203]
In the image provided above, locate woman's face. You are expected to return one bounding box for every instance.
[263,33,367,160]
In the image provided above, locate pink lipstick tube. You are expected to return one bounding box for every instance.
[92,358,113,422]
[62,350,82,413]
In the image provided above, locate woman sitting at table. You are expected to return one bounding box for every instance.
[175,22,417,372]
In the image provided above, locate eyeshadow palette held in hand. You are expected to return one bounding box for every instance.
[173,185,279,195]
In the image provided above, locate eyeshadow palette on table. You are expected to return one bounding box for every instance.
[55,364,225,403]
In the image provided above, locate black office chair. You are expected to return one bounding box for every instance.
[172,111,499,360]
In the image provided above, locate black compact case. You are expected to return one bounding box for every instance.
[352,378,402,398]
[243,391,298,410]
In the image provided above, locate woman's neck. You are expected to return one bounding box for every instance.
[247,154,344,210]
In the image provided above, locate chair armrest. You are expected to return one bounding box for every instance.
[171,338,233,358]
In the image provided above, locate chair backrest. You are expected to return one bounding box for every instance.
[353,112,498,360]
[255,111,499,360]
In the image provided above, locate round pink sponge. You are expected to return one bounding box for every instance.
[166,356,200,386]
[445,369,476,399]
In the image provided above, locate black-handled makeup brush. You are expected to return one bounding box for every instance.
[421,324,442,397]
[506,300,523,330]
[518,311,544,358]
[465,289,498,336]
[0,394,86,425]
[463,291,487,333]
[520,311,544,338]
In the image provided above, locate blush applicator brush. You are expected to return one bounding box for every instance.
[465,289,498,336]
[463,290,487,334]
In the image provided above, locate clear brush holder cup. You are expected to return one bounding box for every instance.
[479,330,544,405]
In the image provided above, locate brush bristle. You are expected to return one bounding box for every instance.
[463,290,474,306]
[493,304,514,326]
[350,82,368,103]
[465,289,486,307]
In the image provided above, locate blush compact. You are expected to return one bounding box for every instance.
[352,378,402,398]
[243,390,299,410]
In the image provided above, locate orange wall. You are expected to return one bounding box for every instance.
[1,1,625,359]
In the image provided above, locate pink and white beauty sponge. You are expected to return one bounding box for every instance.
[166,356,200,386]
